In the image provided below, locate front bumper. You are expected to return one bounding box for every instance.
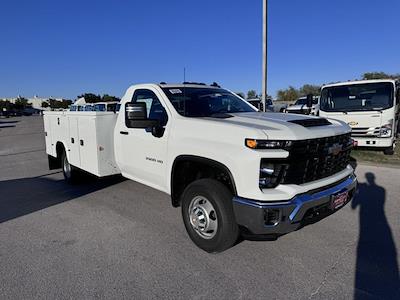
[233,174,357,236]
[352,137,394,148]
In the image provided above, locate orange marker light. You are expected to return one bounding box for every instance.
[246,139,257,149]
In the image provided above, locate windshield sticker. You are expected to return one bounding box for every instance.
[169,89,182,94]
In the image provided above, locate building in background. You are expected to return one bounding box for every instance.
[0,95,68,110]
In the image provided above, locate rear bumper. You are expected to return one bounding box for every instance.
[233,174,357,236]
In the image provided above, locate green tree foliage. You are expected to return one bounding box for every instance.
[235,92,245,99]
[362,72,400,80]
[14,97,29,110]
[77,93,120,103]
[78,93,101,103]
[277,84,321,102]
[247,90,258,99]
[102,94,120,102]
[0,100,12,110]
[41,101,49,108]
[299,84,320,96]
[276,86,299,102]
[49,99,72,109]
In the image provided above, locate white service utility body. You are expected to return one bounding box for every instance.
[44,83,357,252]
[319,79,399,154]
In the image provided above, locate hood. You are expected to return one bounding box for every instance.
[204,112,351,140]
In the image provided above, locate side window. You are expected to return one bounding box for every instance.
[132,89,168,127]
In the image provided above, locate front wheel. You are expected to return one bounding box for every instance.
[383,143,395,155]
[181,179,239,253]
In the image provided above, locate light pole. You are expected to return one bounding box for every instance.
[262,0,268,111]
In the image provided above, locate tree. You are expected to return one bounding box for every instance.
[276,86,299,102]
[247,90,258,99]
[78,93,101,103]
[14,97,28,110]
[362,72,400,80]
[299,84,320,97]
[235,92,245,99]
[102,94,120,102]
[49,99,73,109]
[41,101,49,108]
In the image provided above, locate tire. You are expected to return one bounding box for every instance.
[61,151,80,183]
[383,144,395,155]
[181,179,239,253]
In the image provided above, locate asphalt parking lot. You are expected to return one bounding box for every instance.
[1,116,399,300]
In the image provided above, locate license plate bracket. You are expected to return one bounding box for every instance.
[330,190,349,210]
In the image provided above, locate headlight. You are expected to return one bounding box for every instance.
[245,139,292,149]
[259,160,286,189]
[379,120,393,138]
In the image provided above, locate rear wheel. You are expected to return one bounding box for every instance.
[181,179,239,253]
[61,151,79,183]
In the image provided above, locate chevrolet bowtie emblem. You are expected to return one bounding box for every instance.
[348,121,358,126]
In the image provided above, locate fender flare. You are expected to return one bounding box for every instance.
[170,155,237,207]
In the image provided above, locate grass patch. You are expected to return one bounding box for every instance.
[350,139,400,166]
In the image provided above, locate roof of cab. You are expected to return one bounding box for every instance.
[322,79,397,89]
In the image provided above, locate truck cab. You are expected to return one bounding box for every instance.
[319,80,399,154]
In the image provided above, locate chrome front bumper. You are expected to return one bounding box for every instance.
[233,174,357,236]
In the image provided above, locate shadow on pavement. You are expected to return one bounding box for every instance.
[0,120,19,124]
[352,172,400,299]
[0,172,124,224]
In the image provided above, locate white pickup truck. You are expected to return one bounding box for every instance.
[44,83,357,252]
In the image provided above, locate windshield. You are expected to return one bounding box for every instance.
[320,82,394,112]
[161,87,255,117]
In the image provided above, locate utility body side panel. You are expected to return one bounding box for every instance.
[43,111,120,177]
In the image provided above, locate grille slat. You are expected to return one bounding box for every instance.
[281,133,352,185]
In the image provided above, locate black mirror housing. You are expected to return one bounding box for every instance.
[306,94,313,108]
[125,102,161,130]
[126,102,147,120]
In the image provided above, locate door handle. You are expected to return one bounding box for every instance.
[80,140,84,146]
[120,131,129,135]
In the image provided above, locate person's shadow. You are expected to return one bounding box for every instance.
[352,172,400,299]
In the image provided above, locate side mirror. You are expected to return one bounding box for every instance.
[306,94,313,108]
[125,102,158,129]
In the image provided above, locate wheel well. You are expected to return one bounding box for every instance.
[49,142,65,169]
[56,142,65,159]
[170,156,236,207]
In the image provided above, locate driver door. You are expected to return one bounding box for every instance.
[119,88,170,191]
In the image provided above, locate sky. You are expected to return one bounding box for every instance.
[1,0,400,99]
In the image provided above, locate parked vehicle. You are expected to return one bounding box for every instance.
[84,104,94,111]
[285,96,320,115]
[44,83,357,252]
[246,98,274,112]
[319,79,399,155]
[1,108,10,118]
[93,102,119,112]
